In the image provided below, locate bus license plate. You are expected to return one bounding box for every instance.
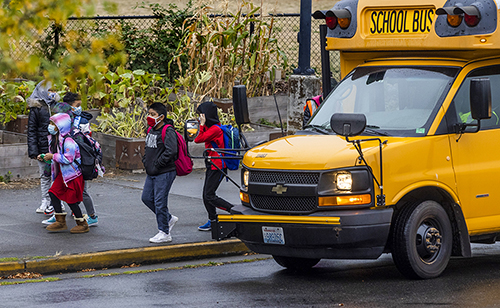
[262,226,285,245]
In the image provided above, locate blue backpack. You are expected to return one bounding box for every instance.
[211,124,241,170]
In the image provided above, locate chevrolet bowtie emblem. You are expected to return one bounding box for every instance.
[271,184,288,194]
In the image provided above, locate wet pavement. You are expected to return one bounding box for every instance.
[0,168,242,260]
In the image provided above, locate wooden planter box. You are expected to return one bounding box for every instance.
[5,115,29,134]
[93,132,145,170]
[115,138,145,170]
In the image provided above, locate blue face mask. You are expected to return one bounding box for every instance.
[48,124,57,135]
[71,106,82,116]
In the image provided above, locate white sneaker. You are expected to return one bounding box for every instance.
[169,215,178,233]
[149,230,172,243]
[42,214,56,225]
[36,203,47,214]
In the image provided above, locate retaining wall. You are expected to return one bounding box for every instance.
[0,131,39,180]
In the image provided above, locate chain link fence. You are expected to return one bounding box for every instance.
[16,14,341,82]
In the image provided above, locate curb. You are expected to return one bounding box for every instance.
[0,239,250,276]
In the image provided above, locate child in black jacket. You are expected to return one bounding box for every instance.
[141,103,179,243]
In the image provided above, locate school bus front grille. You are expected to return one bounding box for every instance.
[250,194,317,213]
[249,171,320,185]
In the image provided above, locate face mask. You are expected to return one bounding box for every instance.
[71,106,82,116]
[147,115,162,127]
[48,124,57,135]
[48,92,60,102]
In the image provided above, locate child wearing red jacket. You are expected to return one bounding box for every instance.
[194,101,233,231]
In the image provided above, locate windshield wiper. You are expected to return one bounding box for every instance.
[365,125,390,136]
[304,125,330,135]
[364,125,390,136]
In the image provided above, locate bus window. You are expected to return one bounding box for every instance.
[452,65,500,130]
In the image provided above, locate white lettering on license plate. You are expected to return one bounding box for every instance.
[262,226,285,245]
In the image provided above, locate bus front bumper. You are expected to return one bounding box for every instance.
[213,205,393,259]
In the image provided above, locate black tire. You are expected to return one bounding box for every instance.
[392,200,452,279]
[273,255,320,271]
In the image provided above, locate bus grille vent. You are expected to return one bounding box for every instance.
[251,195,317,213]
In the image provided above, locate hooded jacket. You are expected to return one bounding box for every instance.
[143,118,178,176]
[73,111,93,134]
[27,98,51,158]
[303,94,323,128]
[49,113,82,184]
[194,101,225,170]
[27,81,72,157]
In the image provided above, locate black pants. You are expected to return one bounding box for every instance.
[49,192,83,218]
[203,167,234,221]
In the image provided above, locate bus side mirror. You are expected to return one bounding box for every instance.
[184,119,199,142]
[470,78,492,121]
[233,85,250,126]
[330,113,366,137]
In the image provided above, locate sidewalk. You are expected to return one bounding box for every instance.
[0,169,251,275]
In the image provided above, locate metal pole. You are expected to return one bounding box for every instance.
[319,24,332,96]
[293,0,315,75]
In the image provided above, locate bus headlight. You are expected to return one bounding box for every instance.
[243,169,250,188]
[336,172,352,191]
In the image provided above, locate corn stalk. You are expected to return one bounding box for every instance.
[173,0,287,99]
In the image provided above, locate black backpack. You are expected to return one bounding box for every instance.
[63,131,100,181]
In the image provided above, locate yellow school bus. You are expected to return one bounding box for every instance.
[215,0,500,279]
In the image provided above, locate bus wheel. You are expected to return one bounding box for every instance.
[392,200,452,279]
[272,255,320,271]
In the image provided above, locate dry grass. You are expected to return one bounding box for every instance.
[94,0,339,16]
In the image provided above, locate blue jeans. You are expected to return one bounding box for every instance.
[141,171,176,234]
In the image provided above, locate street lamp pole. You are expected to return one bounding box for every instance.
[293,0,315,75]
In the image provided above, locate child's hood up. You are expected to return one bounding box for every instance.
[196,101,219,127]
[50,113,72,137]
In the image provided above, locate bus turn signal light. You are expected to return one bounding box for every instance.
[436,7,462,27]
[447,14,463,27]
[240,192,250,203]
[319,194,371,206]
[338,17,351,29]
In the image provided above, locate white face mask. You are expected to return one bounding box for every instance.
[48,124,57,135]
[71,106,82,116]
[48,92,60,102]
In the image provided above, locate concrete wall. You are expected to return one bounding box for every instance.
[287,75,321,133]
[247,94,288,125]
[0,131,39,180]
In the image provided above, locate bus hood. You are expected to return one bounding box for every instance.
[242,134,381,170]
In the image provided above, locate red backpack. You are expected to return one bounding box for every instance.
[147,124,193,176]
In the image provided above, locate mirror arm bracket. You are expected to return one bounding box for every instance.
[346,136,387,206]
[454,120,481,142]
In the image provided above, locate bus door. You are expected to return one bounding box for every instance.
[448,63,500,233]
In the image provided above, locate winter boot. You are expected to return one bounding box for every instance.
[70,217,89,234]
[46,213,68,232]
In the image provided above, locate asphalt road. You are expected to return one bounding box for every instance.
[3,244,500,307]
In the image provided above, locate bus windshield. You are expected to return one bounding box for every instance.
[307,66,459,137]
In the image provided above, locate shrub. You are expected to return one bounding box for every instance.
[121,1,195,84]
[0,80,36,125]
